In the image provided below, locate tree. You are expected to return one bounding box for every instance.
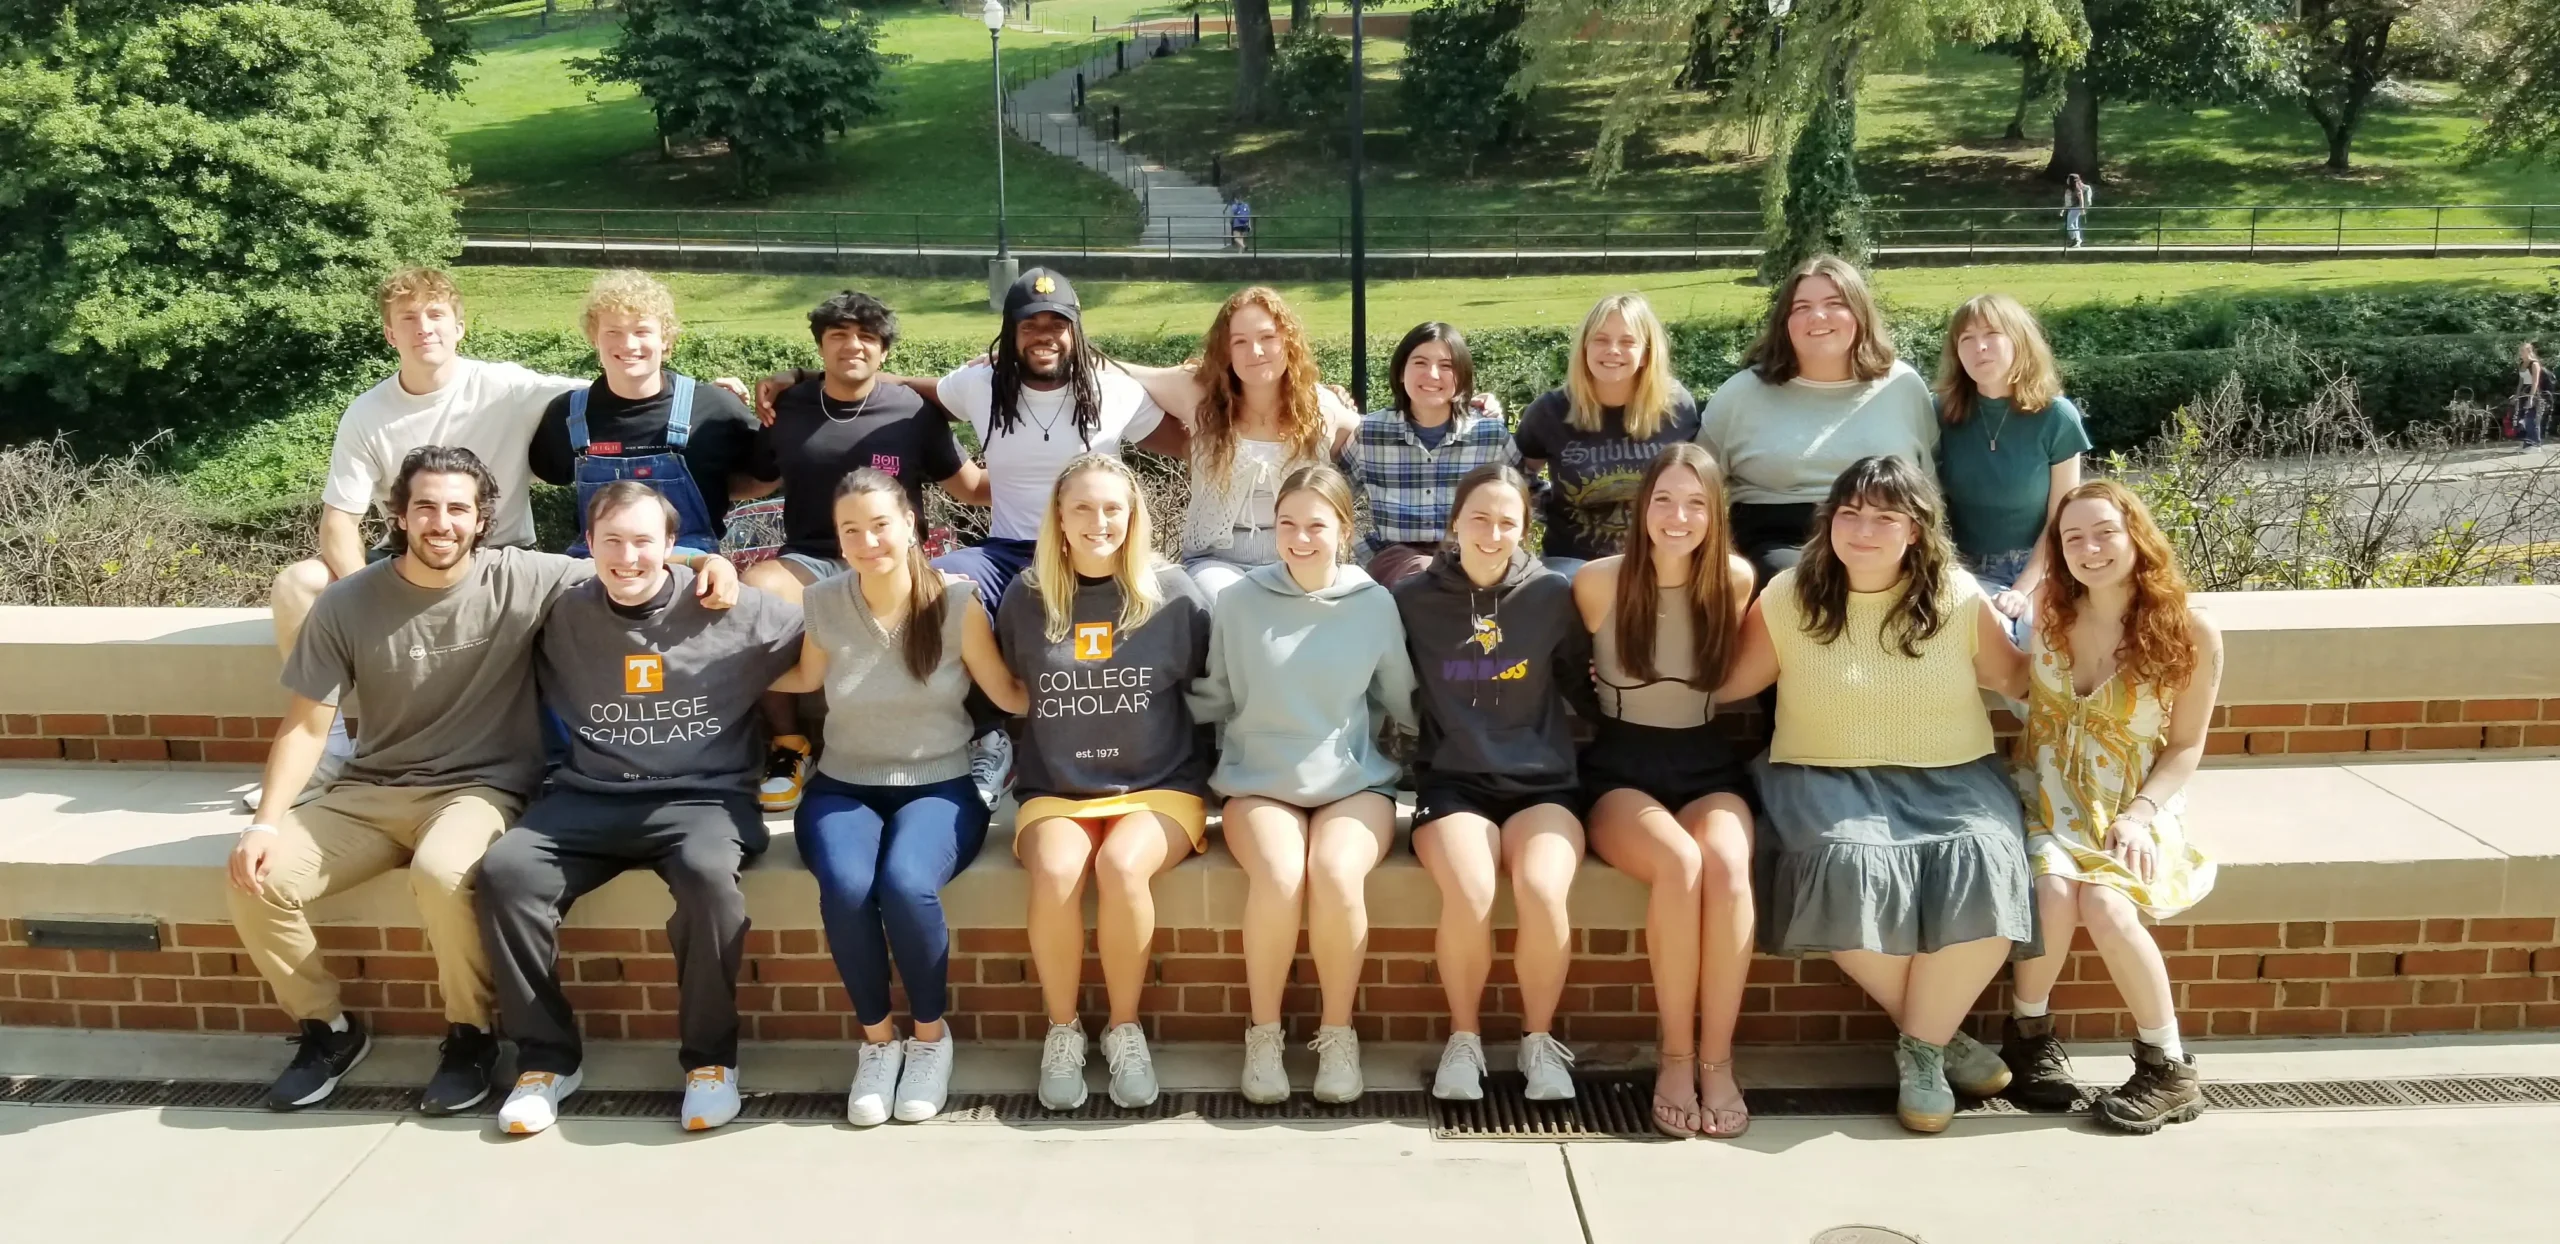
[1762,45,1869,279]
[410,0,479,96]
[1234,0,1278,118]
[2463,0,2560,165]
[2043,0,2288,182]
[1400,0,1533,174]
[2287,0,2415,172]
[573,0,893,195]
[0,0,458,446]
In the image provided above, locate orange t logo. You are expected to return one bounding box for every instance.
[624,654,665,694]
[1073,622,1113,661]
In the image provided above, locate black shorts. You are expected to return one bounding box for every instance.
[1412,775,1580,829]
[1581,719,1755,813]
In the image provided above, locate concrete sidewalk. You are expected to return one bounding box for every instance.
[5,1032,2559,1242]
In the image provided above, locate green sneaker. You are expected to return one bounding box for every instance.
[1944,1029,2014,1098]
[1895,1034,1955,1134]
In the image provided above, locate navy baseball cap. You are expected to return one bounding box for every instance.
[1003,268,1080,325]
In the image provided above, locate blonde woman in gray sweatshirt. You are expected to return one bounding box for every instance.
[1187,464,1419,1105]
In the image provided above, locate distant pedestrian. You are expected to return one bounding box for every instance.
[2515,341,2548,450]
[1228,198,1252,251]
[2061,175,2093,249]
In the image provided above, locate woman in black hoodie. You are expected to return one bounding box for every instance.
[1393,463,1599,1107]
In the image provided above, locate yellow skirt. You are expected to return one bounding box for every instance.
[1013,790,1208,856]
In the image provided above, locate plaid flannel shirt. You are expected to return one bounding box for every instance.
[1342,408,1519,561]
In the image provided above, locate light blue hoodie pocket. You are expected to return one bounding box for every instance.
[1218,727,1392,806]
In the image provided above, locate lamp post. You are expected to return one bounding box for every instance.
[984,0,1017,310]
[1347,0,1369,403]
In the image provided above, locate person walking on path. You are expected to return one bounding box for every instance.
[1229,198,1253,251]
[2000,480,2224,1135]
[2515,341,2548,450]
[2062,175,2094,249]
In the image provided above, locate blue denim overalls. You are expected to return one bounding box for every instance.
[565,373,722,556]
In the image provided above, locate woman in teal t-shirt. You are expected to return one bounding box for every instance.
[1933,293,2090,637]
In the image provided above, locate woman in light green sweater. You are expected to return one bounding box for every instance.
[1187,464,1418,1106]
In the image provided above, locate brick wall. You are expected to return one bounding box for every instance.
[14,699,2559,766]
[5,918,2555,1045]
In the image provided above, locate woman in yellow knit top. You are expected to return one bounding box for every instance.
[1717,455,2031,1134]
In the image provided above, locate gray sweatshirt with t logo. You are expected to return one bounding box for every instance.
[994,563,1213,802]
[534,566,805,797]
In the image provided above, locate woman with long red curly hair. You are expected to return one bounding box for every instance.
[1998,479,2224,1135]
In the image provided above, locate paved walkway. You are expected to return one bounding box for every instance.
[5,1031,2559,1241]
[1001,28,1228,252]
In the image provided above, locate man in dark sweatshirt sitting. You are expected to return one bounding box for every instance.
[476,481,804,1137]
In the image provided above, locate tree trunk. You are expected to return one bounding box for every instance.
[1234,0,1276,119]
[1675,12,1719,91]
[2005,39,2044,142]
[1289,0,1312,31]
[542,0,555,34]
[1761,44,1868,281]
[2044,68,2098,182]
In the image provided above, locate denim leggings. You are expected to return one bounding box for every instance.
[795,772,991,1026]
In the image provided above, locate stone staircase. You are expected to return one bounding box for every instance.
[1001,30,1229,252]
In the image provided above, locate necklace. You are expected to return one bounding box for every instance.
[818,386,874,424]
[1981,401,2014,453]
[1024,400,1065,442]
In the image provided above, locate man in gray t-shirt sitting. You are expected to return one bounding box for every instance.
[476,481,805,1136]
[227,449,742,1117]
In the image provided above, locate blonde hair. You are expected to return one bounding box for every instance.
[1276,463,1357,550]
[1194,286,1328,482]
[1032,454,1165,642]
[1743,255,1898,383]
[376,268,462,321]
[1566,293,1678,438]
[1935,292,2063,421]
[579,269,681,340]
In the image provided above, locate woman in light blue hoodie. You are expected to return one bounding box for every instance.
[1188,463,1418,1106]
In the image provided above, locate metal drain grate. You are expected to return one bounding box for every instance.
[13,1072,2560,1134]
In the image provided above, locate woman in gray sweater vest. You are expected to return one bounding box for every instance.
[996,454,1214,1113]
[1187,464,1418,1106]
[766,470,1027,1128]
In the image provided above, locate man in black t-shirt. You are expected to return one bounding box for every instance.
[527,272,771,554]
[740,290,987,810]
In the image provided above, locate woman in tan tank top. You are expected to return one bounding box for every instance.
[1572,443,1758,1139]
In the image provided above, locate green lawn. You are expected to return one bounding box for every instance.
[1086,43,2560,227]
[436,1,1145,234]
[453,256,2560,342]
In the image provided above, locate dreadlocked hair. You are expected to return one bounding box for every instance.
[1792,455,1960,659]
[987,318,1105,447]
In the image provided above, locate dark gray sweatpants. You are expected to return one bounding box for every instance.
[477,788,759,1075]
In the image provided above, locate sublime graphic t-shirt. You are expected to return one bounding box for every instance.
[994,564,1212,801]
[534,567,805,798]
[1513,384,1701,561]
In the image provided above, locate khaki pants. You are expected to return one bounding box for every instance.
[227,782,523,1028]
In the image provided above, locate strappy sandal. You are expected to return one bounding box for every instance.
[1651,1052,1701,1139]
[1698,1057,1751,1140]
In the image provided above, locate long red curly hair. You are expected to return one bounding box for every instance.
[2033,479,2199,694]
[1193,286,1326,482]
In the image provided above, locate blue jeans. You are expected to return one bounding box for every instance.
[931,537,1038,620]
[1967,548,2036,646]
[795,773,991,1026]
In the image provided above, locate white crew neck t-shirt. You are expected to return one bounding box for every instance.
[934,363,1167,542]
[322,358,583,550]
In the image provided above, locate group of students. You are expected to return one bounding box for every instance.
[221,254,2222,1144]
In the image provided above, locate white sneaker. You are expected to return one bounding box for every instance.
[846,1039,903,1127]
[968,730,1015,811]
[1311,1025,1363,1104]
[893,1032,954,1123]
[681,1066,740,1132]
[1432,1031,1487,1102]
[1100,1022,1159,1108]
[1520,1032,1578,1101]
[496,1068,581,1135]
[1037,1021,1089,1111]
[1240,1022,1290,1104]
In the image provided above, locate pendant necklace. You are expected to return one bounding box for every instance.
[1983,403,2013,453]
[1027,403,1064,442]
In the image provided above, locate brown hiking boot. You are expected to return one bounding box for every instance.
[1998,1014,2080,1111]
[2093,1041,2204,1134]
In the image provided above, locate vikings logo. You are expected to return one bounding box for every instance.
[1467,614,1503,654]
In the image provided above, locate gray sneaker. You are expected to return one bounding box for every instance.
[1240,1022,1290,1104]
[1037,1021,1088,1111]
[1431,1031,1487,1102]
[967,730,1014,811]
[1895,1033,1956,1134]
[1310,1025,1363,1104]
[1100,1022,1159,1108]
[1944,1029,2014,1097]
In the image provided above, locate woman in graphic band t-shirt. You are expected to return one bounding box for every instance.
[994,453,1213,1116]
[1570,442,1758,1140]
[1698,255,1938,586]
[1514,293,1701,578]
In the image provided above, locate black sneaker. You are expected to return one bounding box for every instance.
[1999,1013,2081,1111]
[420,1023,500,1115]
[266,1016,371,1111]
